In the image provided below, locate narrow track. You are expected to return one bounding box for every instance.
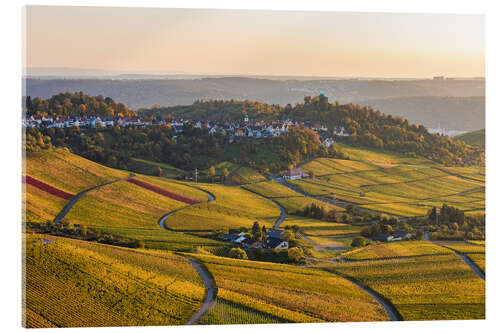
[424,231,485,280]
[156,185,217,324]
[53,175,134,224]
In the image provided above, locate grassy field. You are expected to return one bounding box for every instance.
[343,241,453,261]
[164,184,280,231]
[129,158,186,178]
[24,234,205,328]
[327,254,485,321]
[455,129,485,147]
[64,179,223,251]
[24,148,129,194]
[231,166,266,184]
[189,253,390,323]
[467,254,485,273]
[294,144,485,217]
[243,180,344,214]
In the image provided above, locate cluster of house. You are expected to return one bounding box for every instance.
[221,228,289,250]
[23,114,348,147]
[373,230,412,242]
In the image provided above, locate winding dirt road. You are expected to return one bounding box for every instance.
[53,175,134,224]
[185,259,218,325]
[424,231,485,280]
[156,186,218,324]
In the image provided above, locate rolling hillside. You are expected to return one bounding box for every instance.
[24,234,205,328]
[455,129,485,146]
[292,145,485,217]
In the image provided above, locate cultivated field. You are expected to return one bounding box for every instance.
[63,177,223,251]
[24,148,129,194]
[24,234,205,328]
[189,253,390,323]
[343,241,453,261]
[328,254,485,320]
[243,180,344,213]
[293,144,485,217]
[164,184,280,231]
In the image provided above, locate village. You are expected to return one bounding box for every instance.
[22,113,349,147]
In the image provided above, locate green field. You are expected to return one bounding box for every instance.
[455,129,485,147]
[231,166,266,184]
[343,241,453,260]
[164,184,280,231]
[24,234,205,328]
[189,253,390,323]
[294,145,485,217]
[327,254,485,320]
[130,158,186,178]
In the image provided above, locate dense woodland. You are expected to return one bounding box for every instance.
[25,92,137,118]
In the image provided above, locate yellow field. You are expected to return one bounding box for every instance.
[164,184,280,231]
[295,144,485,217]
[24,234,205,328]
[343,241,453,260]
[189,253,390,323]
[24,148,129,194]
[328,254,485,320]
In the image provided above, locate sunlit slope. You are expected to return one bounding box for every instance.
[328,254,485,320]
[23,149,129,223]
[243,180,344,213]
[294,145,485,217]
[190,253,389,324]
[24,148,129,194]
[24,234,205,328]
[164,184,281,231]
[64,177,223,251]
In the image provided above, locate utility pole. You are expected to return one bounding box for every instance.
[194,168,198,184]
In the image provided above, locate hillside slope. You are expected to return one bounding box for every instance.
[455,129,485,146]
[24,234,205,328]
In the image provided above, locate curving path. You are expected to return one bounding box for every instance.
[185,259,218,325]
[53,174,135,224]
[240,187,287,228]
[424,231,485,280]
[331,271,402,321]
[156,185,217,324]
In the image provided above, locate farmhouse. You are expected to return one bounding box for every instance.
[283,168,309,180]
[265,228,289,250]
[266,237,289,250]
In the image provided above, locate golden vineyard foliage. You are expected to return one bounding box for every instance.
[24,234,205,328]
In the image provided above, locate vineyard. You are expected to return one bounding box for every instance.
[24,234,205,328]
[343,241,454,261]
[63,179,223,251]
[294,145,485,217]
[25,148,129,193]
[164,184,280,232]
[243,179,344,213]
[328,254,485,320]
[188,253,390,323]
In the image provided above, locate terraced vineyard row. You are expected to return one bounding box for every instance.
[326,254,485,321]
[294,145,485,217]
[24,234,205,328]
[188,253,390,323]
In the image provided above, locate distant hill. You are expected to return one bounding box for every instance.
[455,129,485,146]
[357,96,485,132]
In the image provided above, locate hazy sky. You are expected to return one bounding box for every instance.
[25,6,485,78]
